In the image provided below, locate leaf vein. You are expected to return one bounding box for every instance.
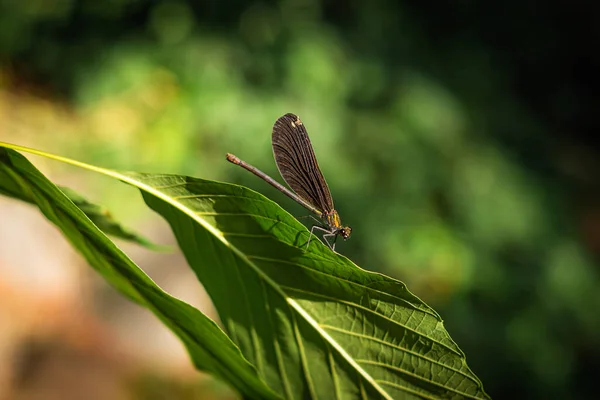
[292,312,316,399]
[221,232,274,238]
[280,286,461,357]
[328,347,341,400]
[248,256,438,318]
[261,279,293,399]
[322,325,478,385]
[373,380,438,400]
[360,360,483,400]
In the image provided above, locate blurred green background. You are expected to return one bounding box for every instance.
[1,1,599,399]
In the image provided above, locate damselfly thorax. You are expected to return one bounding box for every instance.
[324,210,352,239]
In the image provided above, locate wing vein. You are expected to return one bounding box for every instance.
[272,113,334,212]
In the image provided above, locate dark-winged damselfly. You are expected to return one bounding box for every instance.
[226,113,351,251]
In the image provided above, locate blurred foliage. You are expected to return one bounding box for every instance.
[1,0,599,399]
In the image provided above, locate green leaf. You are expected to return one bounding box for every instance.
[126,173,491,400]
[0,147,279,400]
[0,142,490,399]
[58,186,167,250]
[0,168,163,250]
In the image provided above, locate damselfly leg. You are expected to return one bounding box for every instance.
[308,224,339,251]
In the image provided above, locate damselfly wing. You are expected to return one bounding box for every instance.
[226,113,351,250]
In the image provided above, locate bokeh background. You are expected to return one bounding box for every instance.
[1,1,599,399]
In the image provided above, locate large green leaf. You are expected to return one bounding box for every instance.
[127,174,490,400]
[0,146,279,400]
[0,142,490,399]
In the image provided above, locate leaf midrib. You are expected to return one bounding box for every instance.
[247,255,439,318]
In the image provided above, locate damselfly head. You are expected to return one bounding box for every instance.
[340,226,352,240]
